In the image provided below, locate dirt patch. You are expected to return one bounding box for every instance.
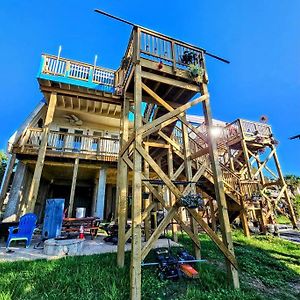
[244,275,270,295]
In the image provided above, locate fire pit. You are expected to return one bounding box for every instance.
[43,238,84,256]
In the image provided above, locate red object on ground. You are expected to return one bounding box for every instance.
[79,225,85,239]
[179,264,199,278]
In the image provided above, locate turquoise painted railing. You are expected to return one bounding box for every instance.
[37,54,116,93]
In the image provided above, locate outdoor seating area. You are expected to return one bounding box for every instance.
[0,230,180,262]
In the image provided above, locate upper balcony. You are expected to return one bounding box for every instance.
[37,54,116,93]
[222,119,274,147]
[115,27,207,103]
[37,26,206,105]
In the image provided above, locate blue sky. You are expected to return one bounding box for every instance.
[0,0,299,175]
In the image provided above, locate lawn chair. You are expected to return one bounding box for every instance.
[6,213,37,249]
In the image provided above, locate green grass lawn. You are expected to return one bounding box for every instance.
[0,231,299,300]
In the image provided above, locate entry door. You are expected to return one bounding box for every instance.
[57,128,68,150]
[73,130,83,152]
[92,131,103,153]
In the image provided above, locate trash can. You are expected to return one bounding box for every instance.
[76,207,86,218]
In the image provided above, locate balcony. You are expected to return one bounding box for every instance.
[222,119,273,145]
[115,27,206,91]
[38,26,206,99]
[38,54,116,93]
[14,128,120,162]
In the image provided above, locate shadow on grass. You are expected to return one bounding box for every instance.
[0,232,299,300]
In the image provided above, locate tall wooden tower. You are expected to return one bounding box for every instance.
[115,26,239,300]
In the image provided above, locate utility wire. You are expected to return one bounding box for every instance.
[94,9,230,64]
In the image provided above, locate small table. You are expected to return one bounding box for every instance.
[62,217,101,239]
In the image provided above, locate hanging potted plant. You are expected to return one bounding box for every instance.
[179,192,204,209]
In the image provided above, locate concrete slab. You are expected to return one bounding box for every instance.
[0,234,181,262]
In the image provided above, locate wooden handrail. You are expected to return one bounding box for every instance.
[22,128,120,160]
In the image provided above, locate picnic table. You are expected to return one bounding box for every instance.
[62,217,101,239]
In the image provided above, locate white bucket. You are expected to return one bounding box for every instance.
[76,207,86,218]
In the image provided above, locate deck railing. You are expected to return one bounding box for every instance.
[139,28,205,71]
[39,54,116,92]
[21,128,120,161]
[239,119,272,138]
[116,27,206,88]
[223,119,272,142]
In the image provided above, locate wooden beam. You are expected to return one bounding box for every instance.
[144,144,151,241]
[187,208,238,269]
[41,86,122,106]
[167,147,178,242]
[142,82,208,145]
[271,145,297,228]
[130,27,143,300]
[0,154,16,208]
[123,154,203,253]
[68,157,79,217]
[27,92,57,212]
[141,206,177,260]
[117,95,130,267]
[137,90,208,137]
[201,85,240,288]
[182,114,201,259]
[124,201,157,242]
[141,71,200,92]
[190,147,209,159]
[143,142,170,148]
[172,162,185,180]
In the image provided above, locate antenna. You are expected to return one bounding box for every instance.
[93,54,98,68]
[94,9,230,64]
[54,45,62,75]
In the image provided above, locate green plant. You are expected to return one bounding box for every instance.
[293,195,300,217]
[0,150,8,186]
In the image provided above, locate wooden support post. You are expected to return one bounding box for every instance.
[239,196,250,237]
[255,152,275,225]
[201,85,240,289]
[27,92,57,212]
[258,201,267,234]
[241,140,252,180]
[228,146,235,172]
[3,161,27,221]
[271,145,297,228]
[117,94,130,267]
[144,144,151,241]
[0,153,16,209]
[208,198,217,232]
[130,27,142,300]
[68,158,79,217]
[167,146,178,242]
[182,114,200,259]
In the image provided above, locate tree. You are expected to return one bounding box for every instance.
[0,150,8,186]
[284,174,300,195]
